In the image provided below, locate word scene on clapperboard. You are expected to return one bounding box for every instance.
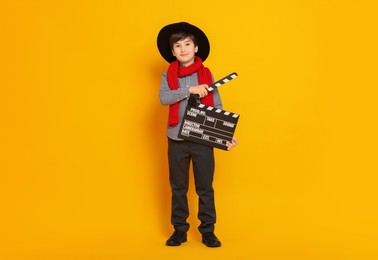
[178,72,240,151]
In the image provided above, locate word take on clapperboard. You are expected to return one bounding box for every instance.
[178,72,240,151]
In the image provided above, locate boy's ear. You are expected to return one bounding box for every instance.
[195,46,198,53]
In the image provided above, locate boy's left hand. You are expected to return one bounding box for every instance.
[226,137,238,151]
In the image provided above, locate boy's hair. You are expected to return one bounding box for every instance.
[169,31,198,49]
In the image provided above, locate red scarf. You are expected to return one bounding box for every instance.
[167,56,214,126]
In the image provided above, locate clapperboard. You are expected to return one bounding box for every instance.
[178,72,240,150]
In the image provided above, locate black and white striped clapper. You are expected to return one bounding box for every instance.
[178,72,240,151]
[208,72,238,92]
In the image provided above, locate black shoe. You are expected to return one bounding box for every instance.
[202,232,221,247]
[166,231,187,246]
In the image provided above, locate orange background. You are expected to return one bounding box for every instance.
[1,0,377,259]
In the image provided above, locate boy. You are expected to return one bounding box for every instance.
[157,22,238,247]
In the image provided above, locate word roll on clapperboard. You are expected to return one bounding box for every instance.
[178,72,240,150]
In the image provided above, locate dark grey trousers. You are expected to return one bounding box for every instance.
[168,138,216,234]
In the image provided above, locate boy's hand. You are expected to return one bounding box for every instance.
[226,137,238,151]
[189,84,209,98]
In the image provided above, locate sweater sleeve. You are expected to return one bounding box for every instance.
[159,72,191,106]
[211,73,223,110]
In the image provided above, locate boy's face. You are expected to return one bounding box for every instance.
[171,37,198,67]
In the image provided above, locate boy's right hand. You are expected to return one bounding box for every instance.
[189,84,209,98]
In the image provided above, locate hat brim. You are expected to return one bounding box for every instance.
[157,22,210,63]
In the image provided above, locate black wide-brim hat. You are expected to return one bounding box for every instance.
[157,22,210,63]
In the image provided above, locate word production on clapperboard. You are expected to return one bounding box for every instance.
[178,72,240,151]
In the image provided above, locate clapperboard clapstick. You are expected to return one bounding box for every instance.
[189,72,238,106]
[178,72,240,151]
